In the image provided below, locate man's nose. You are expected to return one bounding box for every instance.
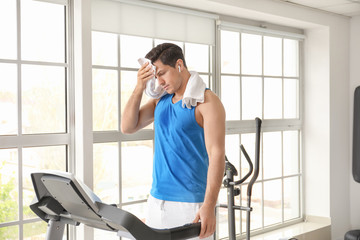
[157,77,165,85]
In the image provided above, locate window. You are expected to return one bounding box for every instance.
[91,32,212,237]
[0,0,71,239]
[218,28,302,238]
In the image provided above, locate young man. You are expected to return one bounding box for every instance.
[121,43,225,239]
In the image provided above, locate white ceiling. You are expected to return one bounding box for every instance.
[277,0,360,17]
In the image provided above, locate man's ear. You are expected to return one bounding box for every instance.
[176,59,183,72]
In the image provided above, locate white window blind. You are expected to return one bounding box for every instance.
[219,20,305,40]
[92,0,217,45]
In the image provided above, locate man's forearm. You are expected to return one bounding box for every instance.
[203,153,225,209]
[120,86,144,134]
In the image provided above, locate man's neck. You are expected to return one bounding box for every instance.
[173,70,191,101]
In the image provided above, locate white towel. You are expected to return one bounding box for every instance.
[138,58,166,99]
[182,71,206,109]
[138,58,206,109]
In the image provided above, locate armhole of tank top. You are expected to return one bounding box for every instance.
[193,108,204,129]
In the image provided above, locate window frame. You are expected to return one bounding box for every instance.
[0,0,73,239]
[216,23,304,239]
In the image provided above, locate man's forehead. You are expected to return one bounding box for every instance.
[153,60,170,72]
[153,60,164,68]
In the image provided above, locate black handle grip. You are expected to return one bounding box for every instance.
[224,155,238,177]
[170,222,201,240]
[247,117,262,197]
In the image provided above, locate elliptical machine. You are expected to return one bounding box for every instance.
[216,117,262,240]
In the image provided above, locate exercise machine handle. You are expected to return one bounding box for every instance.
[170,222,201,239]
[247,117,262,197]
[231,145,253,186]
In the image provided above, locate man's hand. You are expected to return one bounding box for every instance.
[193,205,216,239]
[137,61,155,90]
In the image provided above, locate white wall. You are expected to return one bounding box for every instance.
[328,17,350,240]
[350,16,360,229]
[301,18,350,240]
[303,26,330,218]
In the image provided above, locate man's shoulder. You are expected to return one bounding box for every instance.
[194,90,225,126]
[197,90,224,113]
[203,89,221,105]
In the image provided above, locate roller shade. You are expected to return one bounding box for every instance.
[92,0,217,45]
[219,21,305,40]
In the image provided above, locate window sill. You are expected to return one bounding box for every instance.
[251,216,331,240]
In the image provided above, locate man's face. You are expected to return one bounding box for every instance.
[153,60,181,94]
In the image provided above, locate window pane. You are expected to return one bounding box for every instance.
[264,36,282,76]
[284,39,299,77]
[264,180,282,226]
[23,221,48,240]
[94,229,118,240]
[123,202,148,223]
[92,31,118,67]
[121,141,153,203]
[199,74,210,89]
[241,183,262,231]
[22,146,66,220]
[93,69,118,131]
[263,132,282,179]
[241,33,262,75]
[0,63,17,135]
[242,77,262,120]
[121,35,153,68]
[283,131,299,176]
[221,30,240,74]
[121,71,152,129]
[221,76,240,120]
[94,143,119,204]
[0,225,18,240]
[22,65,66,134]
[21,0,65,62]
[284,78,299,119]
[217,188,229,239]
[0,0,17,59]
[264,77,282,119]
[185,43,209,72]
[0,149,18,222]
[284,177,300,221]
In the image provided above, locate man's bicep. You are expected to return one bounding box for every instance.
[203,96,226,158]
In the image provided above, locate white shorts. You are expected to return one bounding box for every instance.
[146,195,213,240]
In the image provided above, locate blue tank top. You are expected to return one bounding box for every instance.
[151,93,209,202]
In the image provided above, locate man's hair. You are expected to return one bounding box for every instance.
[145,43,187,68]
